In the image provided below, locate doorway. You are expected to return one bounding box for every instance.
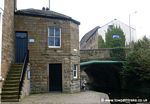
[15,32,28,63]
[49,64,62,92]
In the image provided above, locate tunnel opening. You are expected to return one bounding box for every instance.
[81,62,122,94]
[81,61,150,103]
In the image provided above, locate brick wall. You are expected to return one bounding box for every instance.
[15,15,80,93]
[1,0,15,84]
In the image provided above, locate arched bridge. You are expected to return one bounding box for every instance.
[80,48,129,95]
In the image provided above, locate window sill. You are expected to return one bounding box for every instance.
[73,77,78,79]
[48,46,61,48]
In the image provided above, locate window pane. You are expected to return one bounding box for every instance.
[55,27,60,36]
[73,65,77,79]
[48,37,54,46]
[55,37,60,46]
[73,70,76,77]
[16,32,27,38]
[49,27,54,36]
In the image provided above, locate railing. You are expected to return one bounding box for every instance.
[18,50,29,99]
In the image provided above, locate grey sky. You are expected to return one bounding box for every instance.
[17,0,150,40]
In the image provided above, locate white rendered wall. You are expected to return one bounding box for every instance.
[0,0,4,79]
[98,19,136,45]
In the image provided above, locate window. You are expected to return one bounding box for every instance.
[48,27,61,48]
[73,65,78,79]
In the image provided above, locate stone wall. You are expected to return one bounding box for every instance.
[85,31,99,49]
[70,22,80,93]
[1,0,15,85]
[80,48,129,62]
[15,15,80,93]
[80,49,111,62]
[21,64,30,98]
[80,29,99,50]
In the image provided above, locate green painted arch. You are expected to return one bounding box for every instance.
[80,60,125,67]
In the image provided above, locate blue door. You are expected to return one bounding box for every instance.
[16,32,28,63]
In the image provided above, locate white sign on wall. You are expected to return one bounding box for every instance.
[112,34,120,39]
[28,38,35,43]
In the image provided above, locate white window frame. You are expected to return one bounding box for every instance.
[73,64,78,79]
[48,26,61,48]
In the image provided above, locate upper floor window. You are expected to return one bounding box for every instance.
[48,26,61,48]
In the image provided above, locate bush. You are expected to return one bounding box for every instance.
[121,36,150,92]
[110,47,126,61]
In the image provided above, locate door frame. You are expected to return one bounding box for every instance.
[15,31,28,63]
[48,63,62,92]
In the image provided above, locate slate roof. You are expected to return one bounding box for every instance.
[80,26,100,45]
[15,8,80,25]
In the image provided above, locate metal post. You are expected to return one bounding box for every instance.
[49,0,50,10]
[129,14,131,47]
[129,11,137,48]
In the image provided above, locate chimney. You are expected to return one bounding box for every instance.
[46,7,49,11]
[42,7,46,10]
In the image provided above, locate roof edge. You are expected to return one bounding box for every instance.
[15,11,80,25]
[80,26,100,44]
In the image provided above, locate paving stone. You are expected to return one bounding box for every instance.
[1,91,110,104]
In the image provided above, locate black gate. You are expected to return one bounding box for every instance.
[15,32,28,63]
[49,64,62,92]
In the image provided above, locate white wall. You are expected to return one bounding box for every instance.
[98,19,136,45]
[0,0,4,78]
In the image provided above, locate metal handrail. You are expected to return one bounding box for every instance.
[18,50,29,100]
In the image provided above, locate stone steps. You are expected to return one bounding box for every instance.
[1,64,23,102]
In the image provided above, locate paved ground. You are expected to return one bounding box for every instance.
[1,91,110,104]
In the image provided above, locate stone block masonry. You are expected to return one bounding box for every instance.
[1,0,15,87]
[15,14,80,93]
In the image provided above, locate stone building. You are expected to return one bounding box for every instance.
[80,19,136,49]
[14,9,80,93]
[1,0,80,98]
[0,0,16,87]
[80,26,100,49]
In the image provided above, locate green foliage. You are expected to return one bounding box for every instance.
[110,47,126,61]
[104,25,126,60]
[105,25,125,48]
[98,35,105,48]
[122,36,150,89]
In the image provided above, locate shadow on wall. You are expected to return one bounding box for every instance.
[80,63,150,102]
[80,63,123,93]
